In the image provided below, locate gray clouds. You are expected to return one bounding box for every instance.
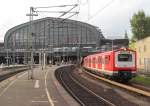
[0,0,150,41]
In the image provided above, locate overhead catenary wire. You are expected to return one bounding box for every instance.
[27,2,80,47]
[30,14,79,36]
[34,4,78,9]
[61,12,79,22]
[35,11,78,13]
[33,3,79,20]
[28,2,79,35]
[59,4,78,18]
[87,0,114,21]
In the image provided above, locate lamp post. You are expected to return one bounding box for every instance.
[77,25,81,66]
[112,39,114,50]
[26,7,38,80]
[48,45,53,65]
[6,49,9,66]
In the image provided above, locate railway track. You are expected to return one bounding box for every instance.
[55,66,115,106]
[0,66,29,82]
[129,83,150,92]
[82,68,150,97]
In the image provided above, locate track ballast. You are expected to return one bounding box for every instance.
[55,65,115,106]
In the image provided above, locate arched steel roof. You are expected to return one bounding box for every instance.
[4,17,104,48]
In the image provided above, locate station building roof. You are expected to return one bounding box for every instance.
[4,17,104,50]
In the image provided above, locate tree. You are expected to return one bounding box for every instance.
[130,10,146,40]
[145,17,150,36]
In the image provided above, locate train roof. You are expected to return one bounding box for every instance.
[114,48,136,52]
[85,48,136,58]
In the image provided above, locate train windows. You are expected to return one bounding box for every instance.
[85,58,87,65]
[96,57,98,64]
[98,56,102,64]
[86,58,88,64]
[118,54,132,62]
[89,58,91,64]
[105,55,110,64]
[93,57,96,64]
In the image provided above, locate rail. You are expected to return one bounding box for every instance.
[83,69,150,97]
[55,65,115,106]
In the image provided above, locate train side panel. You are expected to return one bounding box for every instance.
[92,56,96,69]
[97,55,102,70]
[104,52,114,74]
[83,48,136,81]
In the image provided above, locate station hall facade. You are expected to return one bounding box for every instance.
[3,17,104,64]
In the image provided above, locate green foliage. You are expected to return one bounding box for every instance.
[129,41,136,50]
[145,17,150,36]
[130,10,150,40]
[131,75,150,86]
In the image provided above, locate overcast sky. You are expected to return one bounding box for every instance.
[0,0,150,42]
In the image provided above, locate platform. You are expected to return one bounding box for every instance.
[0,65,79,106]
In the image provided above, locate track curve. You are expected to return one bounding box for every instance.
[55,65,115,106]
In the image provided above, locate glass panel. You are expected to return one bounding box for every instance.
[118,54,132,62]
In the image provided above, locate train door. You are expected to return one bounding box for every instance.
[85,58,88,67]
[93,57,96,68]
[102,55,105,71]
[83,58,86,67]
[97,56,102,70]
[89,57,91,68]
[104,55,110,71]
[96,56,98,69]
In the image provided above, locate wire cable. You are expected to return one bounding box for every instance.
[87,0,114,21]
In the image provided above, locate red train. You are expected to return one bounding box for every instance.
[83,48,136,81]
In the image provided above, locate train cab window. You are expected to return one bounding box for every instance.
[118,54,132,62]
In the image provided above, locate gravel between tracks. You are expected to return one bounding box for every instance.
[78,68,150,106]
[71,68,139,106]
[54,65,150,106]
[55,65,115,106]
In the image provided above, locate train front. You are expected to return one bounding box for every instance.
[114,48,136,81]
